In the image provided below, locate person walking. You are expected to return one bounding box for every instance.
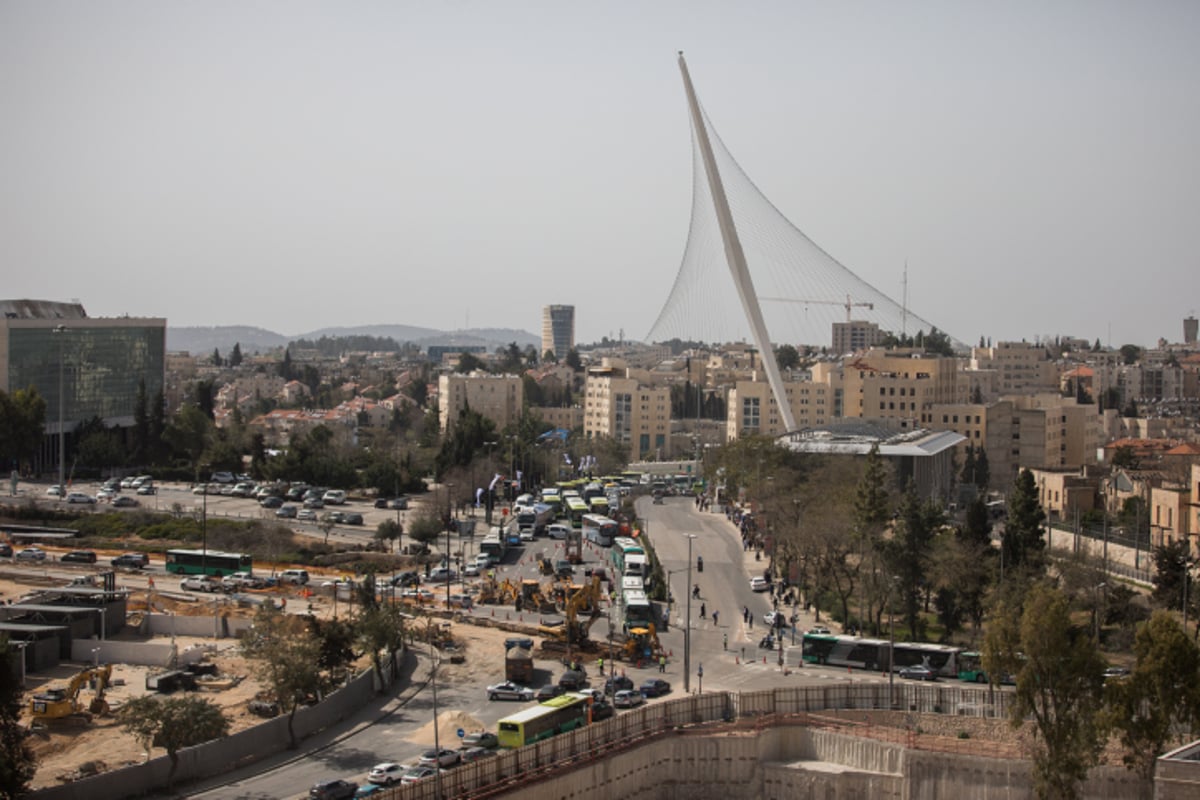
[598,657,604,675]
[699,602,706,619]
[659,655,666,673]
[723,633,728,651]
[712,610,719,626]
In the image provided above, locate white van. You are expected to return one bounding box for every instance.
[278,569,309,585]
[322,489,347,505]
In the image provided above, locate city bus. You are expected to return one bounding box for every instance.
[582,514,618,547]
[496,692,591,748]
[587,495,610,517]
[957,651,988,683]
[611,537,645,574]
[479,535,508,565]
[800,633,891,672]
[623,553,648,581]
[565,496,589,529]
[892,642,961,678]
[164,549,252,577]
[622,589,654,630]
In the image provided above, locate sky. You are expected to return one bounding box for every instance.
[2,1,1198,349]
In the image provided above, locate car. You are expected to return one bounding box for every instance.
[426,567,457,583]
[0,543,12,558]
[504,637,534,651]
[898,664,938,682]
[309,779,358,800]
[519,528,535,542]
[639,678,671,698]
[303,496,325,509]
[119,477,137,489]
[97,487,118,501]
[286,486,309,501]
[418,748,461,768]
[45,485,65,498]
[445,594,473,609]
[180,575,225,593]
[275,503,298,518]
[136,484,157,496]
[463,563,480,577]
[400,588,435,603]
[764,611,792,629]
[260,495,284,509]
[210,471,235,484]
[16,547,47,562]
[354,785,384,799]
[192,483,213,495]
[341,512,364,525]
[61,550,97,564]
[460,731,498,749]
[749,576,770,592]
[222,571,264,590]
[460,746,497,763]
[112,552,148,568]
[278,569,310,585]
[297,508,317,521]
[322,489,347,505]
[652,490,664,504]
[391,571,420,588]
[326,511,347,524]
[130,475,153,488]
[536,684,565,702]
[808,625,831,635]
[558,670,587,691]
[231,482,256,497]
[613,689,644,708]
[400,766,439,784]
[487,681,534,701]
[591,699,615,721]
[547,524,570,540]
[112,495,140,508]
[554,560,575,578]
[604,675,634,695]
[66,492,97,504]
[388,497,409,510]
[366,762,408,786]
[1103,665,1131,680]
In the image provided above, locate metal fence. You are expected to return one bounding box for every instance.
[388,682,1010,800]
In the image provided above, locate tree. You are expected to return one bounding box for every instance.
[278,348,294,380]
[1119,344,1143,365]
[375,518,402,553]
[882,483,944,639]
[0,636,36,799]
[229,342,243,367]
[0,386,46,473]
[119,695,229,789]
[1110,446,1139,470]
[1151,540,1195,617]
[212,347,222,367]
[1105,611,1200,779]
[241,604,324,748]
[775,343,800,370]
[960,445,977,487]
[357,602,408,686]
[974,448,990,491]
[565,348,582,371]
[853,444,893,634]
[305,615,358,681]
[1002,469,1047,577]
[455,352,484,373]
[132,379,150,465]
[983,584,1107,799]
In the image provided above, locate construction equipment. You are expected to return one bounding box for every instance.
[760,293,874,322]
[565,528,584,564]
[622,623,665,664]
[29,664,113,724]
[478,577,518,605]
[540,575,605,649]
[538,556,555,576]
[517,579,557,614]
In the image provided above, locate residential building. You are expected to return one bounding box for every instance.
[831,320,884,355]
[437,372,524,434]
[725,377,832,439]
[583,364,670,460]
[0,299,165,473]
[541,305,575,361]
[969,341,1059,398]
[1026,467,1100,521]
[811,349,960,425]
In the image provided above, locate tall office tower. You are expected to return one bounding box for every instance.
[1185,316,1198,345]
[542,305,575,360]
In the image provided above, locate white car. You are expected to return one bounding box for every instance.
[297,508,317,521]
[66,492,97,504]
[180,575,224,593]
[486,681,534,701]
[222,571,263,590]
[547,524,570,540]
[16,547,47,562]
[749,576,769,592]
[613,689,644,708]
[45,485,65,497]
[97,487,118,501]
[367,762,409,786]
[519,528,535,542]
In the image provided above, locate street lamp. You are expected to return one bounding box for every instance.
[684,533,697,693]
[52,325,67,496]
[429,637,444,799]
[483,441,497,524]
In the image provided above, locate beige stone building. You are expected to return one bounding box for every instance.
[532,404,583,433]
[1150,483,1192,549]
[583,365,671,460]
[437,372,524,433]
[831,320,884,355]
[968,342,1059,399]
[811,349,960,425]
[725,377,833,439]
[1026,467,1101,521]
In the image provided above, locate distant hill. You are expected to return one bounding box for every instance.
[168,324,539,356]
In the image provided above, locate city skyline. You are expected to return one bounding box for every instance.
[3,2,1197,349]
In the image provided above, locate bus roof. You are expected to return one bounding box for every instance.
[166,548,248,558]
[623,589,649,604]
[498,694,587,724]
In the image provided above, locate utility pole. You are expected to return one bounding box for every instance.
[684,533,696,692]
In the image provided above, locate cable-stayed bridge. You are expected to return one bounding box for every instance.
[646,54,951,353]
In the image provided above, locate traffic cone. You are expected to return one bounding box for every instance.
[735,655,739,664]
[763,656,766,664]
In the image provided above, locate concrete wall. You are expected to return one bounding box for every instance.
[70,639,176,668]
[141,612,255,639]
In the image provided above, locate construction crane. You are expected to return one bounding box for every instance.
[28,664,113,724]
[760,293,874,322]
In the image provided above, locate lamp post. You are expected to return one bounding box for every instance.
[52,325,67,496]
[684,533,697,693]
[429,638,443,799]
[483,441,497,525]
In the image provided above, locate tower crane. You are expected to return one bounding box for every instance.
[760,293,874,322]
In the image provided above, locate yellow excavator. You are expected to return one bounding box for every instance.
[29,664,113,724]
[622,623,665,663]
[540,575,604,647]
[477,577,518,605]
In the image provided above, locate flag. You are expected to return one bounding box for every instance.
[488,473,503,491]
[474,487,483,507]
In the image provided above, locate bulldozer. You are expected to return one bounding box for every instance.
[29,664,113,724]
[621,623,665,664]
[477,576,518,605]
[517,579,557,614]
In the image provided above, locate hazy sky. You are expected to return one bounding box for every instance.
[3,1,1197,348]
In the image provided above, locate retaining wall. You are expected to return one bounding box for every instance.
[141,612,255,639]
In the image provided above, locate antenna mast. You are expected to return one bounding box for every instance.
[901,261,909,338]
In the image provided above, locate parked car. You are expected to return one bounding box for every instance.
[605,675,634,694]
[426,567,457,583]
[391,571,420,588]
[45,485,65,498]
[764,611,791,629]
[463,563,480,577]
[341,512,364,525]
[486,681,534,701]
[400,766,439,784]
[276,504,298,518]
[898,664,938,682]
[460,731,498,750]
[309,779,358,800]
[303,497,325,509]
[460,746,497,763]
[260,495,284,509]
[112,552,148,568]
[231,482,256,497]
[136,484,157,496]
[591,699,615,720]
[119,477,137,488]
[61,550,97,564]
[278,569,310,585]
[749,576,769,592]
[222,571,264,590]
[16,547,47,562]
[639,678,671,698]
[613,689,644,708]
[210,471,235,484]
[388,496,409,510]
[66,492,96,504]
[418,748,461,768]
[180,575,224,593]
[112,496,139,508]
[366,762,408,786]
[535,684,565,702]
[322,489,347,505]
[0,543,12,558]
[354,785,384,799]
[547,524,570,540]
[558,670,587,691]
[297,508,317,521]
[97,487,118,501]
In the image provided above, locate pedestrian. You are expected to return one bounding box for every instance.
[712,610,719,626]
[723,633,728,651]
[598,657,604,675]
[743,606,749,624]
[748,614,753,630]
[659,655,666,673]
[699,602,706,619]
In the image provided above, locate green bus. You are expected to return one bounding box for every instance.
[164,549,252,577]
[587,496,610,517]
[958,651,987,683]
[611,537,645,574]
[496,693,592,749]
[565,496,589,529]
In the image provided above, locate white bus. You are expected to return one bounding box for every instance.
[582,514,618,547]
[622,589,653,630]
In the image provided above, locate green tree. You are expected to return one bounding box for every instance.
[357,602,408,686]
[882,483,944,639]
[1105,611,1200,779]
[1151,540,1195,617]
[984,584,1108,799]
[305,615,358,681]
[211,347,222,368]
[278,348,294,380]
[1119,344,1142,365]
[974,448,990,490]
[132,379,150,465]
[1002,469,1046,577]
[149,388,166,464]
[229,342,243,367]
[565,348,582,371]
[1110,446,1138,470]
[853,445,893,633]
[0,636,37,799]
[775,343,800,370]
[375,518,402,553]
[119,695,229,789]
[407,509,444,547]
[241,604,323,748]
[455,352,484,373]
[0,386,47,473]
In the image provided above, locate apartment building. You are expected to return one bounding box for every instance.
[437,372,524,434]
[811,349,959,425]
[583,365,671,460]
[725,377,833,439]
[969,342,1059,398]
[831,320,884,355]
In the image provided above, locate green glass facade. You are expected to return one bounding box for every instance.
[5,323,165,431]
